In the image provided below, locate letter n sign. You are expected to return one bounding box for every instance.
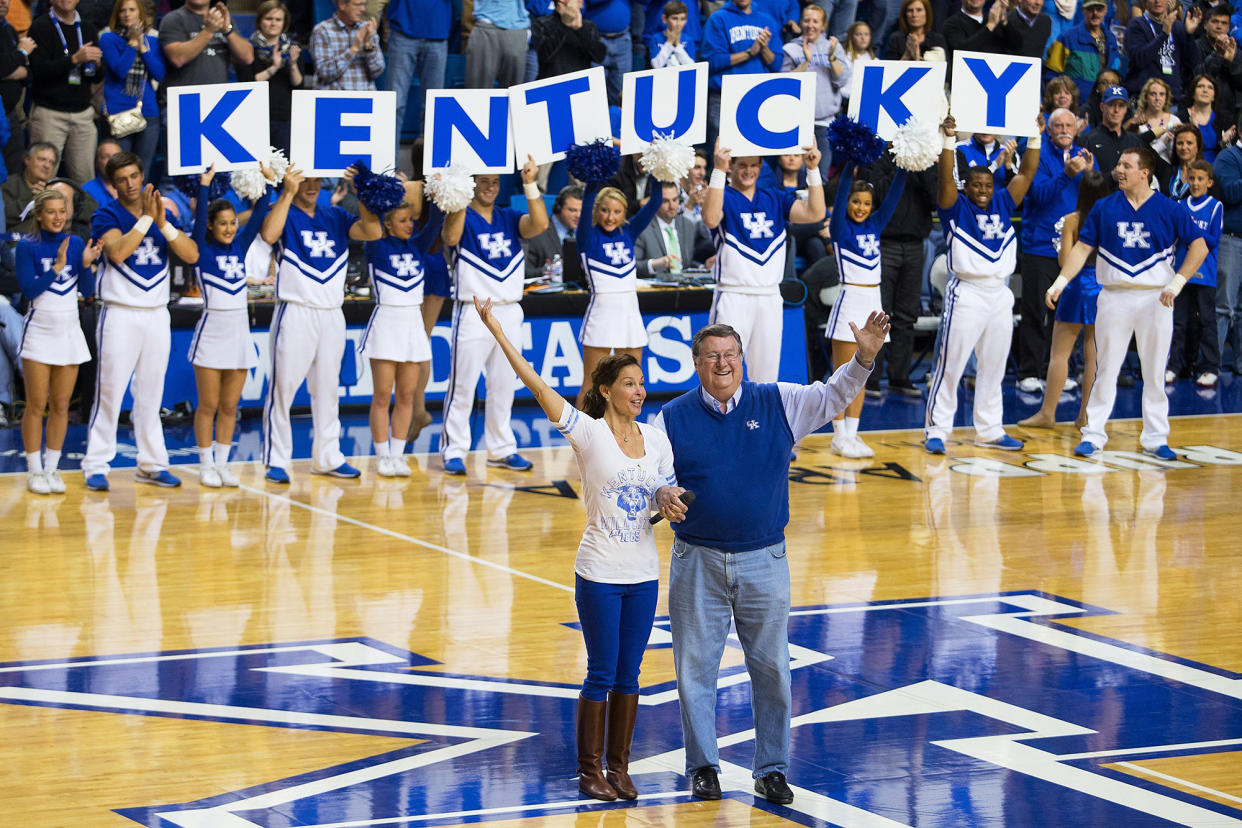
[166,82,270,174]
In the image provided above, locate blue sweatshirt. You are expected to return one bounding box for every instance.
[584,0,630,34]
[700,2,782,88]
[387,0,452,40]
[643,0,702,51]
[1175,193,1223,288]
[1213,144,1242,235]
[1021,137,1098,257]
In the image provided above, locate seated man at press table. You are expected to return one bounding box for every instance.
[635,182,710,278]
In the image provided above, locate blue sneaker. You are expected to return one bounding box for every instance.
[314,462,361,479]
[135,469,181,488]
[925,438,946,455]
[443,457,467,476]
[85,474,110,492]
[487,453,533,471]
[974,434,1024,451]
[265,466,290,484]
[1143,444,1177,461]
[1073,441,1098,457]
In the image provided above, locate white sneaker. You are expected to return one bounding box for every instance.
[27,471,50,495]
[376,456,397,477]
[45,469,66,494]
[1063,378,1078,392]
[1017,377,1044,393]
[830,434,852,456]
[199,466,223,488]
[391,456,411,477]
[851,435,875,458]
[1165,370,1176,384]
[217,466,240,487]
[1196,372,1219,387]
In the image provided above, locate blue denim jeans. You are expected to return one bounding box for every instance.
[386,30,448,152]
[600,31,632,107]
[576,575,658,701]
[812,0,860,40]
[668,536,791,778]
[1216,233,1242,372]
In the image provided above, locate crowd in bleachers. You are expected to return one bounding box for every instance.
[2,0,1240,491]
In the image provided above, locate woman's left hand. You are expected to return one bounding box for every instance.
[200,163,216,187]
[83,238,104,268]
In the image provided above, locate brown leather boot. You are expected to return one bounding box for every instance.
[577,696,617,801]
[605,691,640,799]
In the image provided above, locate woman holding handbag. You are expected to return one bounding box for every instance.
[99,0,164,174]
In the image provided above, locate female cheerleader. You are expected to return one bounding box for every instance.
[575,175,661,409]
[824,154,905,458]
[1019,169,1109,429]
[475,294,674,803]
[363,197,443,476]
[17,190,102,493]
[190,164,276,487]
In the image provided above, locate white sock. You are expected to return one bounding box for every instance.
[44,449,62,471]
[388,436,405,458]
[198,447,214,467]
[845,417,860,438]
[833,418,845,436]
[214,442,231,466]
[26,452,43,474]
[375,440,391,458]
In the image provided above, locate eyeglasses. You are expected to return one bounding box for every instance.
[697,351,741,364]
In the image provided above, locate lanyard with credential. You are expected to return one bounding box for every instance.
[52,14,85,57]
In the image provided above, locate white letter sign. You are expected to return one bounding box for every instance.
[166,82,269,175]
[423,89,514,175]
[619,63,708,155]
[950,51,1042,137]
[718,73,816,157]
[847,60,946,140]
[289,90,397,177]
[509,67,612,166]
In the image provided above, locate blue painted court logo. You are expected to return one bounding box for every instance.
[2,592,1240,826]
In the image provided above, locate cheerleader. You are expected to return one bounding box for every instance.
[17,190,103,494]
[825,155,905,458]
[190,164,276,488]
[1018,169,1108,430]
[575,176,661,410]
[362,200,444,476]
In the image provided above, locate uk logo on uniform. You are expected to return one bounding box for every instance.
[40,258,72,279]
[741,212,774,239]
[133,237,162,266]
[1117,221,1151,249]
[859,234,880,257]
[302,231,338,258]
[976,215,1006,240]
[390,253,421,277]
[602,242,632,265]
[746,419,760,430]
[216,255,245,281]
[479,232,513,259]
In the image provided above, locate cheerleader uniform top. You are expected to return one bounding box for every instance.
[576,176,661,295]
[1079,190,1204,289]
[364,206,445,307]
[193,182,275,311]
[90,202,177,307]
[448,204,525,304]
[938,189,1018,280]
[710,184,797,290]
[274,202,359,309]
[829,165,906,287]
[16,231,94,311]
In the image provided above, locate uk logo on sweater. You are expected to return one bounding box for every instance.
[976,215,1006,240]
[1116,222,1151,249]
[479,232,513,259]
[216,255,245,281]
[134,237,162,266]
[390,253,422,277]
[602,242,632,265]
[301,231,338,258]
[746,419,760,430]
[741,212,774,239]
[859,234,880,257]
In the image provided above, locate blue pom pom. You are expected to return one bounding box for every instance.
[565,138,620,184]
[176,172,232,201]
[827,116,887,167]
[351,161,407,216]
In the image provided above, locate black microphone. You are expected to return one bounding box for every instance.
[650,490,695,525]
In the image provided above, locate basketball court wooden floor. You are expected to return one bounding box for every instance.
[4,414,1242,827]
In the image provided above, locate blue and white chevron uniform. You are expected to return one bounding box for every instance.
[940,189,1018,280]
[274,204,358,308]
[447,206,525,304]
[16,231,93,366]
[91,201,174,307]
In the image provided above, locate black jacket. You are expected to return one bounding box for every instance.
[862,151,939,243]
[531,15,606,79]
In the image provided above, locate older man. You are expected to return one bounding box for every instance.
[1016,108,1096,393]
[1080,85,1141,181]
[651,312,888,804]
[311,0,384,91]
[2,141,56,232]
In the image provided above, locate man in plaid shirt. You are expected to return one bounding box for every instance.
[310,0,385,91]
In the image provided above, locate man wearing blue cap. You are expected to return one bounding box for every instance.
[1082,86,1143,183]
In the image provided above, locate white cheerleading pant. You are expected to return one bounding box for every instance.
[442,299,520,462]
[262,301,347,472]
[924,277,1013,443]
[83,304,171,477]
[1081,286,1173,450]
[709,289,782,382]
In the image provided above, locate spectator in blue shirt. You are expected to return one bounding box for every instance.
[584,0,631,106]
[385,0,450,162]
[466,0,530,90]
[643,0,701,60]
[700,0,781,152]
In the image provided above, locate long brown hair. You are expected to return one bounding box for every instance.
[108,0,153,33]
[582,354,641,419]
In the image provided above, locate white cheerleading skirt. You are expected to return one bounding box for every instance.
[189,308,259,370]
[19,308,91,366]
[360,304,431,363]
[580,290,647,349]
[825,284,890,343]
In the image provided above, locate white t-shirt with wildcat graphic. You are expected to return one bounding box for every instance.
[555,404,676,584]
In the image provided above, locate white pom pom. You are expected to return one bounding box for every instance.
[891,118,942,172]
[231,147,290,202]
[641,136,695,183]
[425,165,476,213]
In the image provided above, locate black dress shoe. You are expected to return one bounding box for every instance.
[890,382,923,398]
[691,767,722,800]
[754,771,794,804]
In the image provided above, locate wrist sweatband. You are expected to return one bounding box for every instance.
[133,215,153,235]
[1166,274,1189,295]
[805,169,823,186]
[1027,134,1042,149]
[160,223,180,242]
[1048,275,1069,295]
[709,169,727,189]
[523,182,541,200]
[943,136,957,151]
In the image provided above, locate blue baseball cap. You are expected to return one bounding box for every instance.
[1102,86,1129,104]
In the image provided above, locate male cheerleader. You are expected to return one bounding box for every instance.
[925,115,1040,455]
[260,167,383,483]
[703,140,824,382]
[84,152,200,491]
[439,154,548,475]
[1050,146,1207,460]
